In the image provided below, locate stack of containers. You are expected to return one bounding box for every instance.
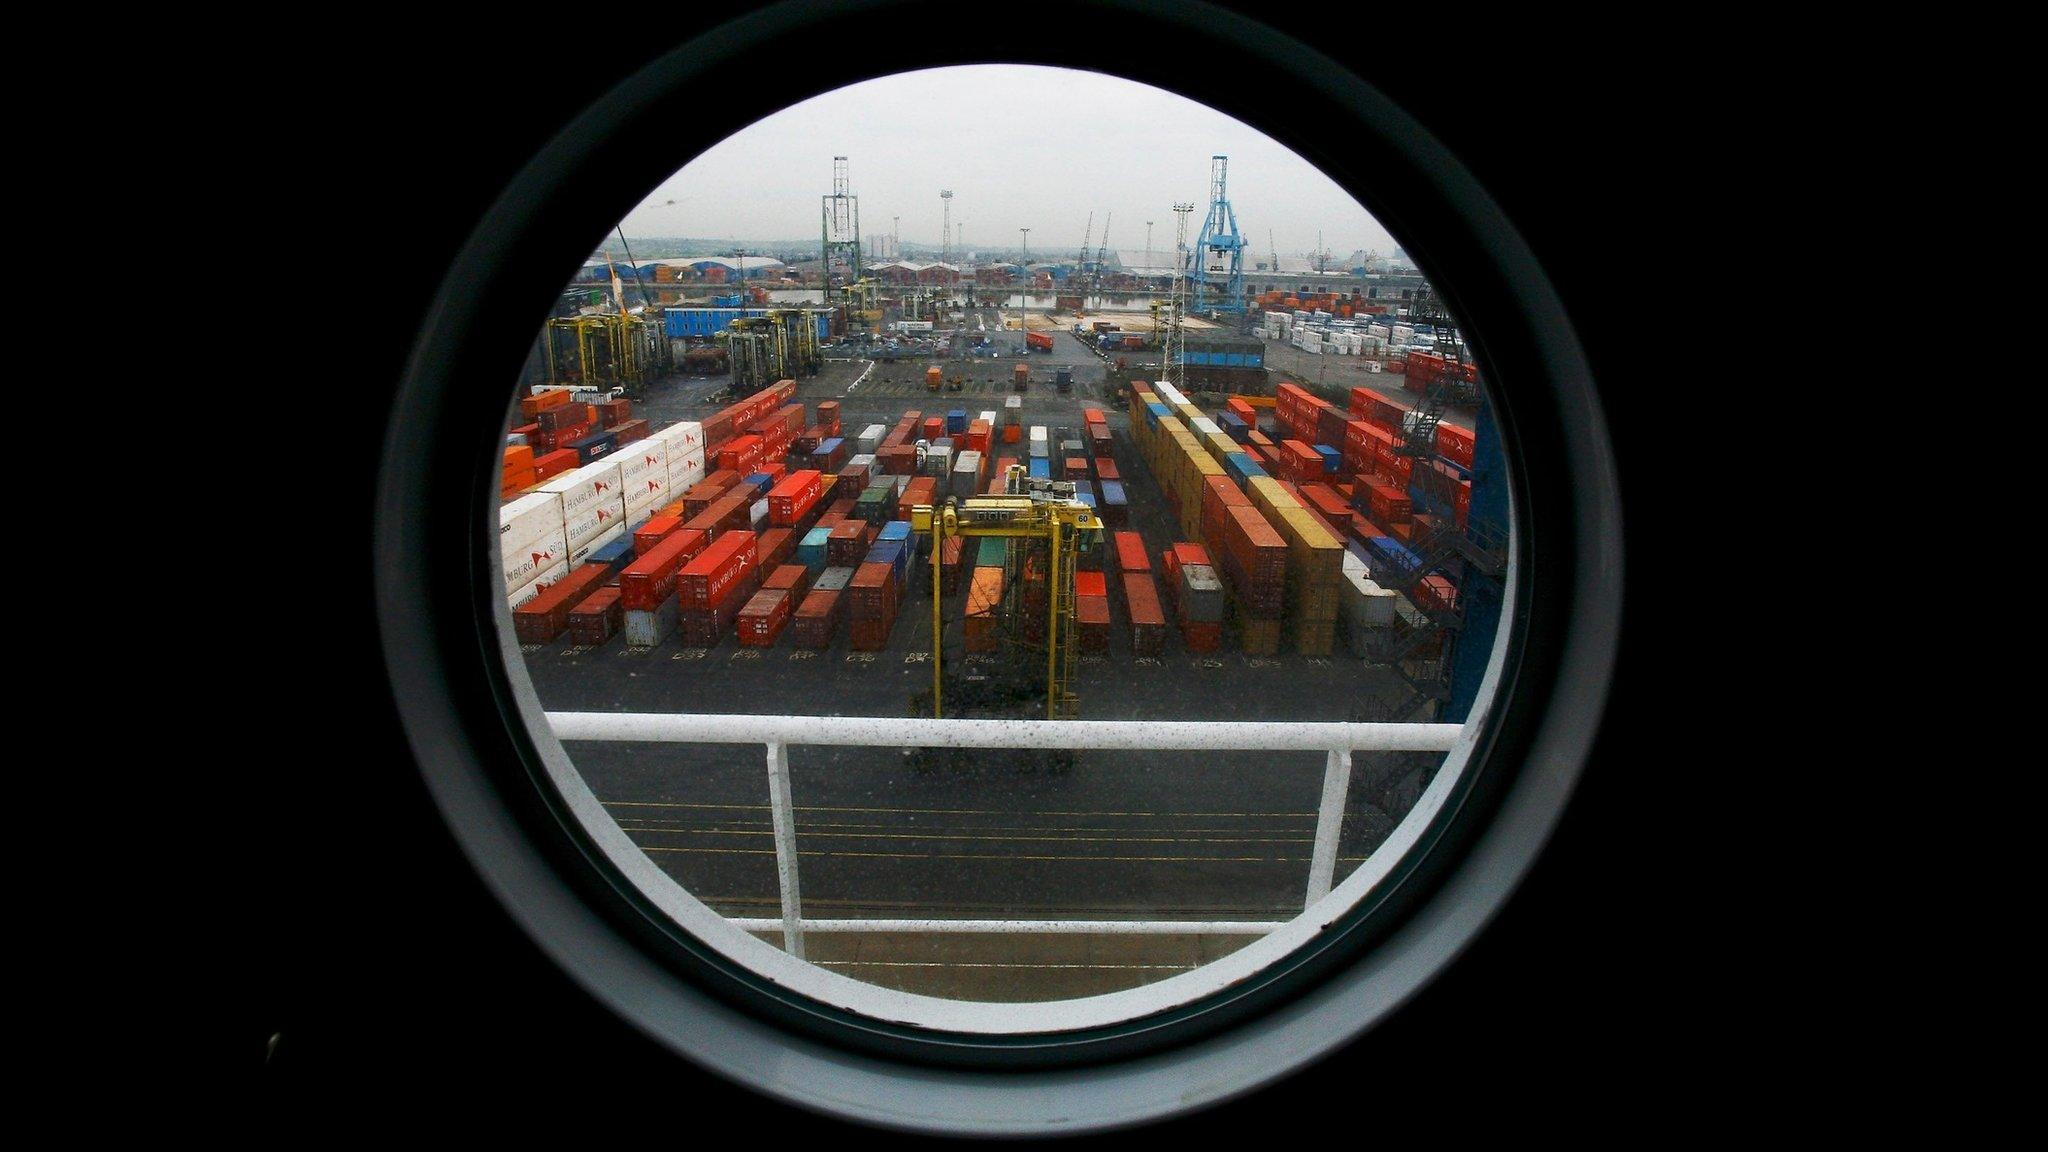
[736,582,793,647]
[964,564,1004,652]
[677,531,762,647]
[847,556,900,650]
[897,477,938,522]
[1003,396,1023,444]
[877,410,923,475]
[835,454,874,500]
[502,444,536,498]
[567,586,624,646]
[542,457,628,576]
[1246,477,1343,655]
[792,566,852,648]
[972,411,996,454]
[939,536,967,595]
[1074,571,1110,653]
[619,528,710,645]
[951,450,983,501]
[615,435,670,529]
[1340,551,1399,657]
[1084,407,1113,459]
[501,491,568,607]
[1200,475,1286,656]
[826,520,875,566]
[923,439,953,479]
[796,526,831,572]
[512,563,611,644]
[855,479,896,527]
[1159,543,1224,653]
[816,400,841,438]
[1123,569,1166,655]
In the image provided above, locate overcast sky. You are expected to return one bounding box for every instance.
[618,65,1397,260]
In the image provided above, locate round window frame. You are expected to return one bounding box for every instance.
[374,1,1620,1135]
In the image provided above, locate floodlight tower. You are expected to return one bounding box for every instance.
[1166,202,1194,388]
[821,156,861,293]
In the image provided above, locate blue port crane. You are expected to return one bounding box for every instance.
[1190,155,1247,315]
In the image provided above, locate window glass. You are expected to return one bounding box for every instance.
[494,64,1508,1020]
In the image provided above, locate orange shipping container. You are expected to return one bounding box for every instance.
[504,445,535,472]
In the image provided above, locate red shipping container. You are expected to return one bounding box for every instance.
[519,389,572,419]
[597,398,632,428]
[1113,531,1151,573]
[716,434,766,474]
[848,561,899,621]
[683,492,752,537]
[567,586,623,646]
[1316,405,1348,450]
[1182,620,1221,653]
[513,562,612,644]
[1096,459,1121,483]
[1350,513,1386,542]
[504,445,535,472]
[827,521,874,566]
[768,469,825,526]
[1366,481,1412,526]
[758,462,788,484]
[849,614,897,651]
[817,400,841,438]
[758,527,795,571]
[736,589,792,647]
[1089,425,1114,457]
[677,531,759,611]
[1124,572,1166,656]
[1299,483,1352,523]
[790,588,842,648]
[1280,440,1322,484]
[940,536,966,596]
[618,528,709,611]
[1226,397,1257,429]
[1074,571,1107,599]
[1172,542,1212,569]
[922,417,945,441]
[1063,456,1090,481]
[1076,594,1110,653]
[1221,504,1286,588]
[501,468,536,494]
[633,515,683,554]
[1417,575,1458,614]
[677,565,763,647]
[765,562,813,600]
[536,402,586,432]
[822,497,857,522]
[1082,407,1105,426]
[897,477,938,522]
[532,448,581,479]
[1435,422,1476,470]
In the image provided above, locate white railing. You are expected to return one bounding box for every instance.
[547,712,1462,960]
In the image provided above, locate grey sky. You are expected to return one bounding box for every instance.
[619,65,1397,260]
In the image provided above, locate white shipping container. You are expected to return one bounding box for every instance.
[509,559,570,607]
[623,465,672,511]
[624,599,679,648]
[979,410,998,426]
[1155,382,1189,408]
[565,496,627,552]
[568,522,627,569]
[1029,426,1048,442]
[666,446,707,493]
[1192,416,1223,437]
[1341,565,1398,629]
[856,424,887,454]
[500,492,564,551]
[749,499,769,529]
[615,438,667,489]
[654,420,706,456]
[540,460,624,524]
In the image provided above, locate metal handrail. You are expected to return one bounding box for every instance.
[547,712,1461,959]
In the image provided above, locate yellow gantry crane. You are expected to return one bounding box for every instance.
[912,468,1102,720]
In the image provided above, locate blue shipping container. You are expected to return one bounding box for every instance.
[1073,480,1096,506]
[587,535,636,572]
[867,538,911,586]
[946,409,968,434]
[818,437,845,457]
[1099,479,1127,508]
[1028,458,1051,480]
[798,527,830,572]
[1315,445,1343,473]
[1223,453,1268,486]
[568,430,617,463]
[1365,534,1420,576]
[1077,492,1097,510]
[740,473,774,498]
[1219,411,1249,441]
[879,520,911,543]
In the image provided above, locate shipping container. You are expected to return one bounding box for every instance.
[519,387,574,419]
[790,587,842,648]
[617,528,709,611]
[623,597,679,648]
[677,530,759,611]
[1180,564,1225,623]
[1096,459,1121,483]
[964,566,1005,652]
[767,469,825,527]
[678,564,763,647]
[1124,572,1165,654]
[567,586,624,646]
[736,588,792,647]
[512,562,612,644]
